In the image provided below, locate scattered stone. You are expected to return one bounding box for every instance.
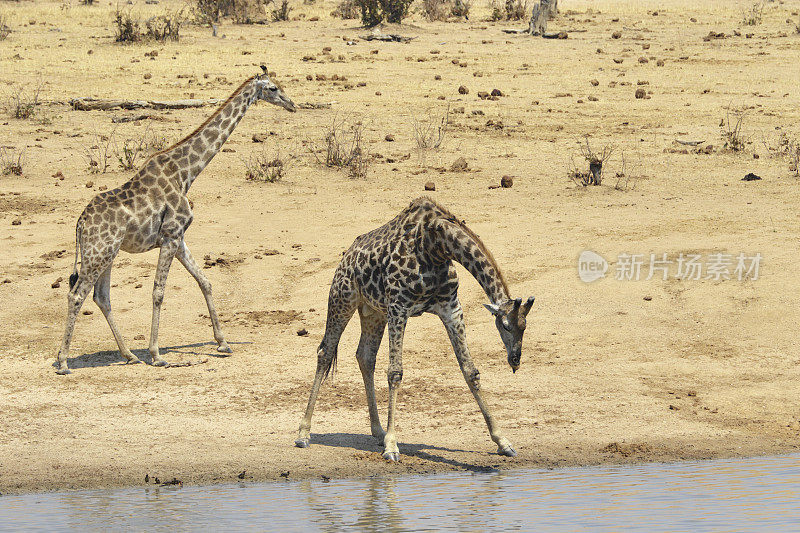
[588,95,598,101]
[53,171,65,180]
[85,181,94,188]
[297,328,309,336]
[11,219,21,226]
[590,79,599,86]
[458,85,469,95]
[238,471,246,480]
[51,277,63,289]
[280,471,290,478]
[638,56,649,63]
[434,74,441,80]
[643,295,652,301]
[742,172,762,181]
[424,181,435,191]
[477,91,489,100]
[613,58,624,64]
[143,73,152,80]
[669,405,679,410]
[385,134,395,142]
[450,157,468,172]
[82,309,93,315]
[635,88,647,99]
[500,175,513,188]
[611,31,621,39]
[490,88,503,97]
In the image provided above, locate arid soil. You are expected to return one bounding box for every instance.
[2,0,800,495]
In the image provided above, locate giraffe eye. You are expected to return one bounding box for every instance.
[268,86,277,92]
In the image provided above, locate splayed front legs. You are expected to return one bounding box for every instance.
[148,240,179,366]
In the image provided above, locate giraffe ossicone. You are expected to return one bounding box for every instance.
[295,197,535,460]
[54,69,296,375]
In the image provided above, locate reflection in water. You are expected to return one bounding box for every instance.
[1,454,799,531]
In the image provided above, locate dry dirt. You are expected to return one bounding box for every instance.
[2,0,800,495]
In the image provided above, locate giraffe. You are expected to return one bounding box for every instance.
[295,197,535,460]
[55,67,296,375]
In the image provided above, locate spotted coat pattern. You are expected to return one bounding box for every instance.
[296,197,535,460]
[55,71,296,374]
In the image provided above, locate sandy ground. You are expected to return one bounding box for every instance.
[2,0,800,495]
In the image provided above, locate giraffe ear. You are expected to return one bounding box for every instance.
[484,303,501,315]
[521,296,535,315]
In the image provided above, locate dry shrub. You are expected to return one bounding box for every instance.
[194,0,271,24]
[332,0,360,19]
[570,137,613,186]
[145,9,186,41]
[8,83,42,120]
[413,104,450,150]
[451,0,470,18]
[0,13,10,41]
[488,0,524,21]
[315,116,370,179]
[742,1,764,26]
[421,0,450,21]
[114,128,167,170]
[271,0,292,21]
[245,146,291,183]
[0,148,24,176]
[721,106,748,152]
[114,6,141,42]
[356,0,413,27]
[83,129,117,174]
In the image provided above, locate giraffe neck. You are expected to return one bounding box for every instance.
[157,79,259,193]
[431,219,511,305]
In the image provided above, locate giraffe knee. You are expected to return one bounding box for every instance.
[469,368,481,388]
[152,287,165,307]
[387,369,403,385]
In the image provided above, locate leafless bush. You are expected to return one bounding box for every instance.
[114,6,141,43]
[144,9,186,42]
[413,104,450,150]
[315,116,370,179]
[0,148,24,176]
[721,106,748,152]
[332,0,360,18]
[613,151,639,191]
[451,0,470,18]
[114,128,167,170]
[0,13,10,41]
[741,1,764,26]
[245,146,291,182]
[83,129,117,174]
[570,137,613,186]
[421,0,450,21]
[504,0,526,20]
[195,0,274,23]
[271,0,292,21]
[8,83,42,120]
[82,0,96,5]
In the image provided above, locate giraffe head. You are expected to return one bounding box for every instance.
[255,66,296,112]
[484,296,535,373]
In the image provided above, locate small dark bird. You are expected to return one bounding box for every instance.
[238,471,246,480]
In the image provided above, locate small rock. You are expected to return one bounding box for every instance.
[643,295,652,301]
[11,219,21,226]
[424,181,436,191]
[611,31,622,39]
[450,157,468,172]
[434,74,441,80]
[144,73,152,80]
[85,181,94,188]
[238,470,246,479]
[669,405,679,410]
[500,175,513,188]
[458,85,469,95]
[280,471,290,478]
[742,173,762,181]
[82,309,93,315]
[490,88,503,97]
[385,134,395,142]
[590,79,599,86]
[656,59,665,67]
[588,95,598,101]
[477,91,489,99]
[635,88,647,99]
[297,328,309,336]
[613,58,624,64]
[51,277,63,289]
[638,56,649,63]
[53,171,65,180]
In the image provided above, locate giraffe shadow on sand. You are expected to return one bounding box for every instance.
[309,432,501,473]
[54,341,252,371]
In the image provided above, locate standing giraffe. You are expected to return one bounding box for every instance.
[295,197,535,460]
[55,67,296,375]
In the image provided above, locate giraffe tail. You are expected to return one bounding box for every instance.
[68,217,83,290]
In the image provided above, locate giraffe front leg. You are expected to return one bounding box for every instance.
[356,305,387,442]
[149,240,179,367]
[382,308,407,462]
[55,276,94,375]
[439,301,516,458]
[94,264,141,365]
[176,240,231,354]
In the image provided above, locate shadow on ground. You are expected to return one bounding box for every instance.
[56,341,251,370]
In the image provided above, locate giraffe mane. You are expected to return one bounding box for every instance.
[144,75,258,162]
[422,197,512,299]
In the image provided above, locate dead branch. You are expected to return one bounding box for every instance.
[70,97,221,111]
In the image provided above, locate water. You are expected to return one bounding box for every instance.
[1,454,799,532]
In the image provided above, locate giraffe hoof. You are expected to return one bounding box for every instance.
[498,445,517,458]
[382,451,400,462]
[55,367,72,375]
[217,343,233,354]
[126,358,143,365]
[152,359,169,367]
[295,438,310,448]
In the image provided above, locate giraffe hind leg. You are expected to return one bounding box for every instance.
[93,264,141,365]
